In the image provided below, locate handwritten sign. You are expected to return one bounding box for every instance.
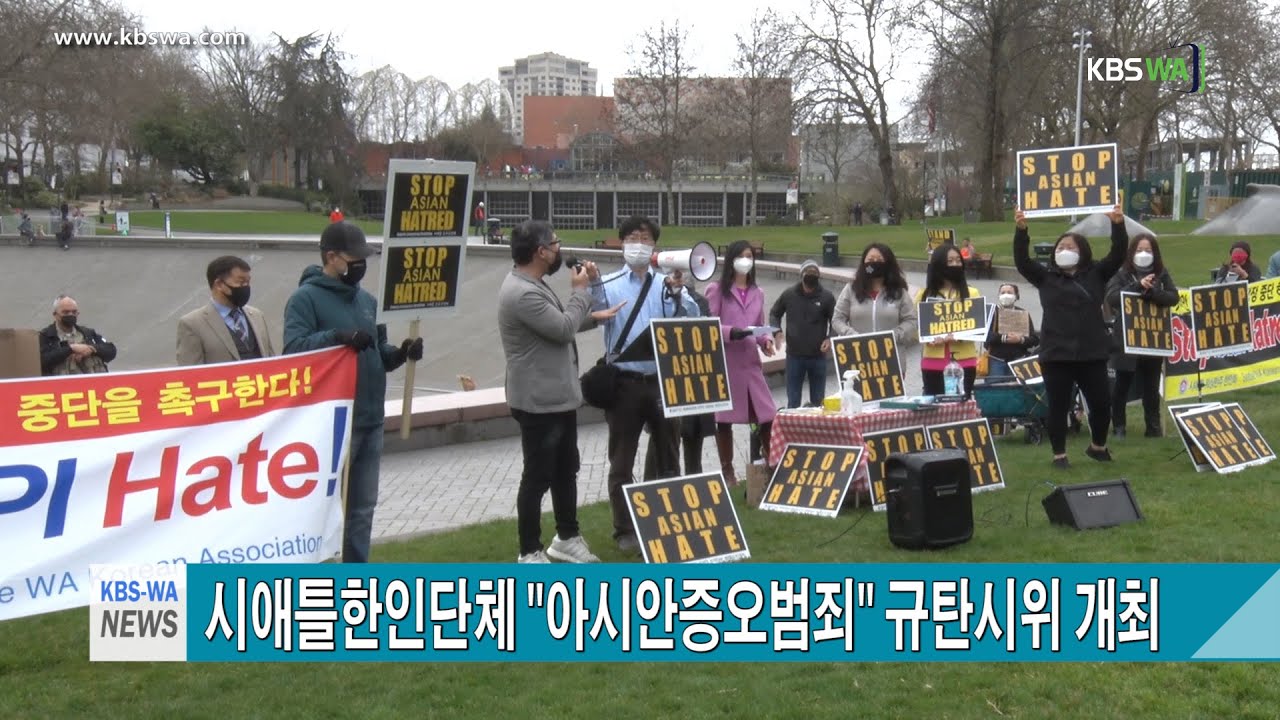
[830,331,905,403]
[1174,405,1272,474]
[1168,403,1217,472]
[376,158,474,321]
[924,419,1005,494]
[623,473,749,563]
[1016,143,1120,218]
[651,318,732,418]
[759,444,862,518]
[1189,282,1252,357]
[919,297,988,343]
[1009,355,1044,385]
[863,427,932,512]
[926,228,955,253]
[1120,291,1174,357]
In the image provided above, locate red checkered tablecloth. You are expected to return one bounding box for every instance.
[768,401,981,494]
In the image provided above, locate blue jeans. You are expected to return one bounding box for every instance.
[988,358,1013,379]
[786,354,829,408]
[344,427,384,563]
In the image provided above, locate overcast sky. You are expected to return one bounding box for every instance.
[117,0,929,122]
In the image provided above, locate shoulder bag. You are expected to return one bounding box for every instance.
[580,272,654,409]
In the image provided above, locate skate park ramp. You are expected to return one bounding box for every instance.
[1067,213,1156,238]
[1193,184,1280,235]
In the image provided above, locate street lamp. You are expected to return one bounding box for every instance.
[1072,28,1092,222]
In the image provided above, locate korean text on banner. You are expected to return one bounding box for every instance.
[0,348,355,622]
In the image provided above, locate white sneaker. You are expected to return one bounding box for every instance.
[517,550,550,563]
[546,535,601,563]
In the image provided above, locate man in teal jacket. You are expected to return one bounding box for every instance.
[283,222,423,563]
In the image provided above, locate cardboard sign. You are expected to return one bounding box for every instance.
[380,244,462,312]
[759,444,862,518]
[1189,282,1252,358]
[1174,405,1272,474]
[926,228,955,253]
[1221,403,1276,466]
[376,159,474,321]
[1009,355,1044,385]
[918,297,988,343]
[830,331,906,403]
[1120,291,1175,357]
[1168,403,1217,472]
[1016,143,1119,218]
[651,317,732,418]
[623,473,749,563]
[862,427,932,512]
[924,419,1005,494]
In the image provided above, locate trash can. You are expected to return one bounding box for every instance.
[821,232,840,267]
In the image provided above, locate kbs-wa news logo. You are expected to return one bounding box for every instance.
[1087,43,1206,94]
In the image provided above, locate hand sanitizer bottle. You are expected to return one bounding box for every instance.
[944,353,964,397]
[841,369,863,415]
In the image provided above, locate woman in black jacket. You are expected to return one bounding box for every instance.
[1105,233,1179,438]
[1014,204,1128,469]
[984,282,1039,377]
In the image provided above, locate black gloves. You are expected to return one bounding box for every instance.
[400,337,424,362]
[335,329,374,350]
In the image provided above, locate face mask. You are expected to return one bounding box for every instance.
[863,261,884,276]
[58,314,77,329]
[1055,249,1079,269]
[545,248,563,275]
[998,293,1016,308]
[226,285,251,308]
[802,274,819,289]
[733,257,754,275]
[1133,251,1154,269]
[341,259,367,286]
[623,243,651,268]
[943,266,965,283]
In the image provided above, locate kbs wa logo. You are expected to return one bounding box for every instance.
[1087,43,1205,94]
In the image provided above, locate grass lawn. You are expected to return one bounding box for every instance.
[113,210,385,236]
[3,384,1280,718]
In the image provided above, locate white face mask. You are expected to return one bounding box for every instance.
[622,243,651,268]
[1055,249,1080,269]
[733,257,754,275]
[1133,251,1154,269]
[998,293,1016,308]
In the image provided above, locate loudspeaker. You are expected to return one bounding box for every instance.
[1042,479,1143,530]
[883,449,974,550]
[653,241,718,281]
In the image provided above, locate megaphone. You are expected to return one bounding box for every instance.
[652,241,718,282]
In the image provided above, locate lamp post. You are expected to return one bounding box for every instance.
[1071,28,1092,223]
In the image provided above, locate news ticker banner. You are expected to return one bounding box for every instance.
[0,349,354,622]
[1165,277,1280,402]
[1016,143,1120,218]
[651,318,733,418]
[79,562,1280,662]
[830,331,906,404]
[376,158,474,320]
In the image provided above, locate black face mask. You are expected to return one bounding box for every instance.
[58,314,77,329]
[802,274,819,289]
[863,261,884,276]
[227,285,251,308]
[341,259,367,286]
[545,248,563,276]
[943,266,966,283]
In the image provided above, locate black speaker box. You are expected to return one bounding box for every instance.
[1042,479,1143,530]
[884,449,974,550]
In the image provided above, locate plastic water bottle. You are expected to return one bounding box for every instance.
[841,370,863,415]
[943,354,963,396]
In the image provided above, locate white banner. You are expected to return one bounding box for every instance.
[0,348,354,621]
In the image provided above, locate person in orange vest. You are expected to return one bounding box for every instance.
[329,206,344,223]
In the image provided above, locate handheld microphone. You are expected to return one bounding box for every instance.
[565,254,583,271]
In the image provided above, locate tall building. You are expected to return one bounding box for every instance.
[499,52,599,145]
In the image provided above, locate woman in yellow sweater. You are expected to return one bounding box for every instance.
[915,244,982,398]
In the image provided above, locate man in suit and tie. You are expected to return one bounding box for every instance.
[176,255,277,365]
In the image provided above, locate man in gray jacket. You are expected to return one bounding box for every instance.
[498,220,624,563]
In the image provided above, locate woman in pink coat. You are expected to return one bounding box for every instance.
[706,240,778,486]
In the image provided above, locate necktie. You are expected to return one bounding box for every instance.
[230,310,249,343]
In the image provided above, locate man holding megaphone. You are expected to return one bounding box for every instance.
[588,215,702,555]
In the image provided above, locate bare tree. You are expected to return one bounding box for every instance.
[727,10,797,224]
[201,35,277,194]
[614,20,698,225]
[795,0,908,217]
[802,104,870,217]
